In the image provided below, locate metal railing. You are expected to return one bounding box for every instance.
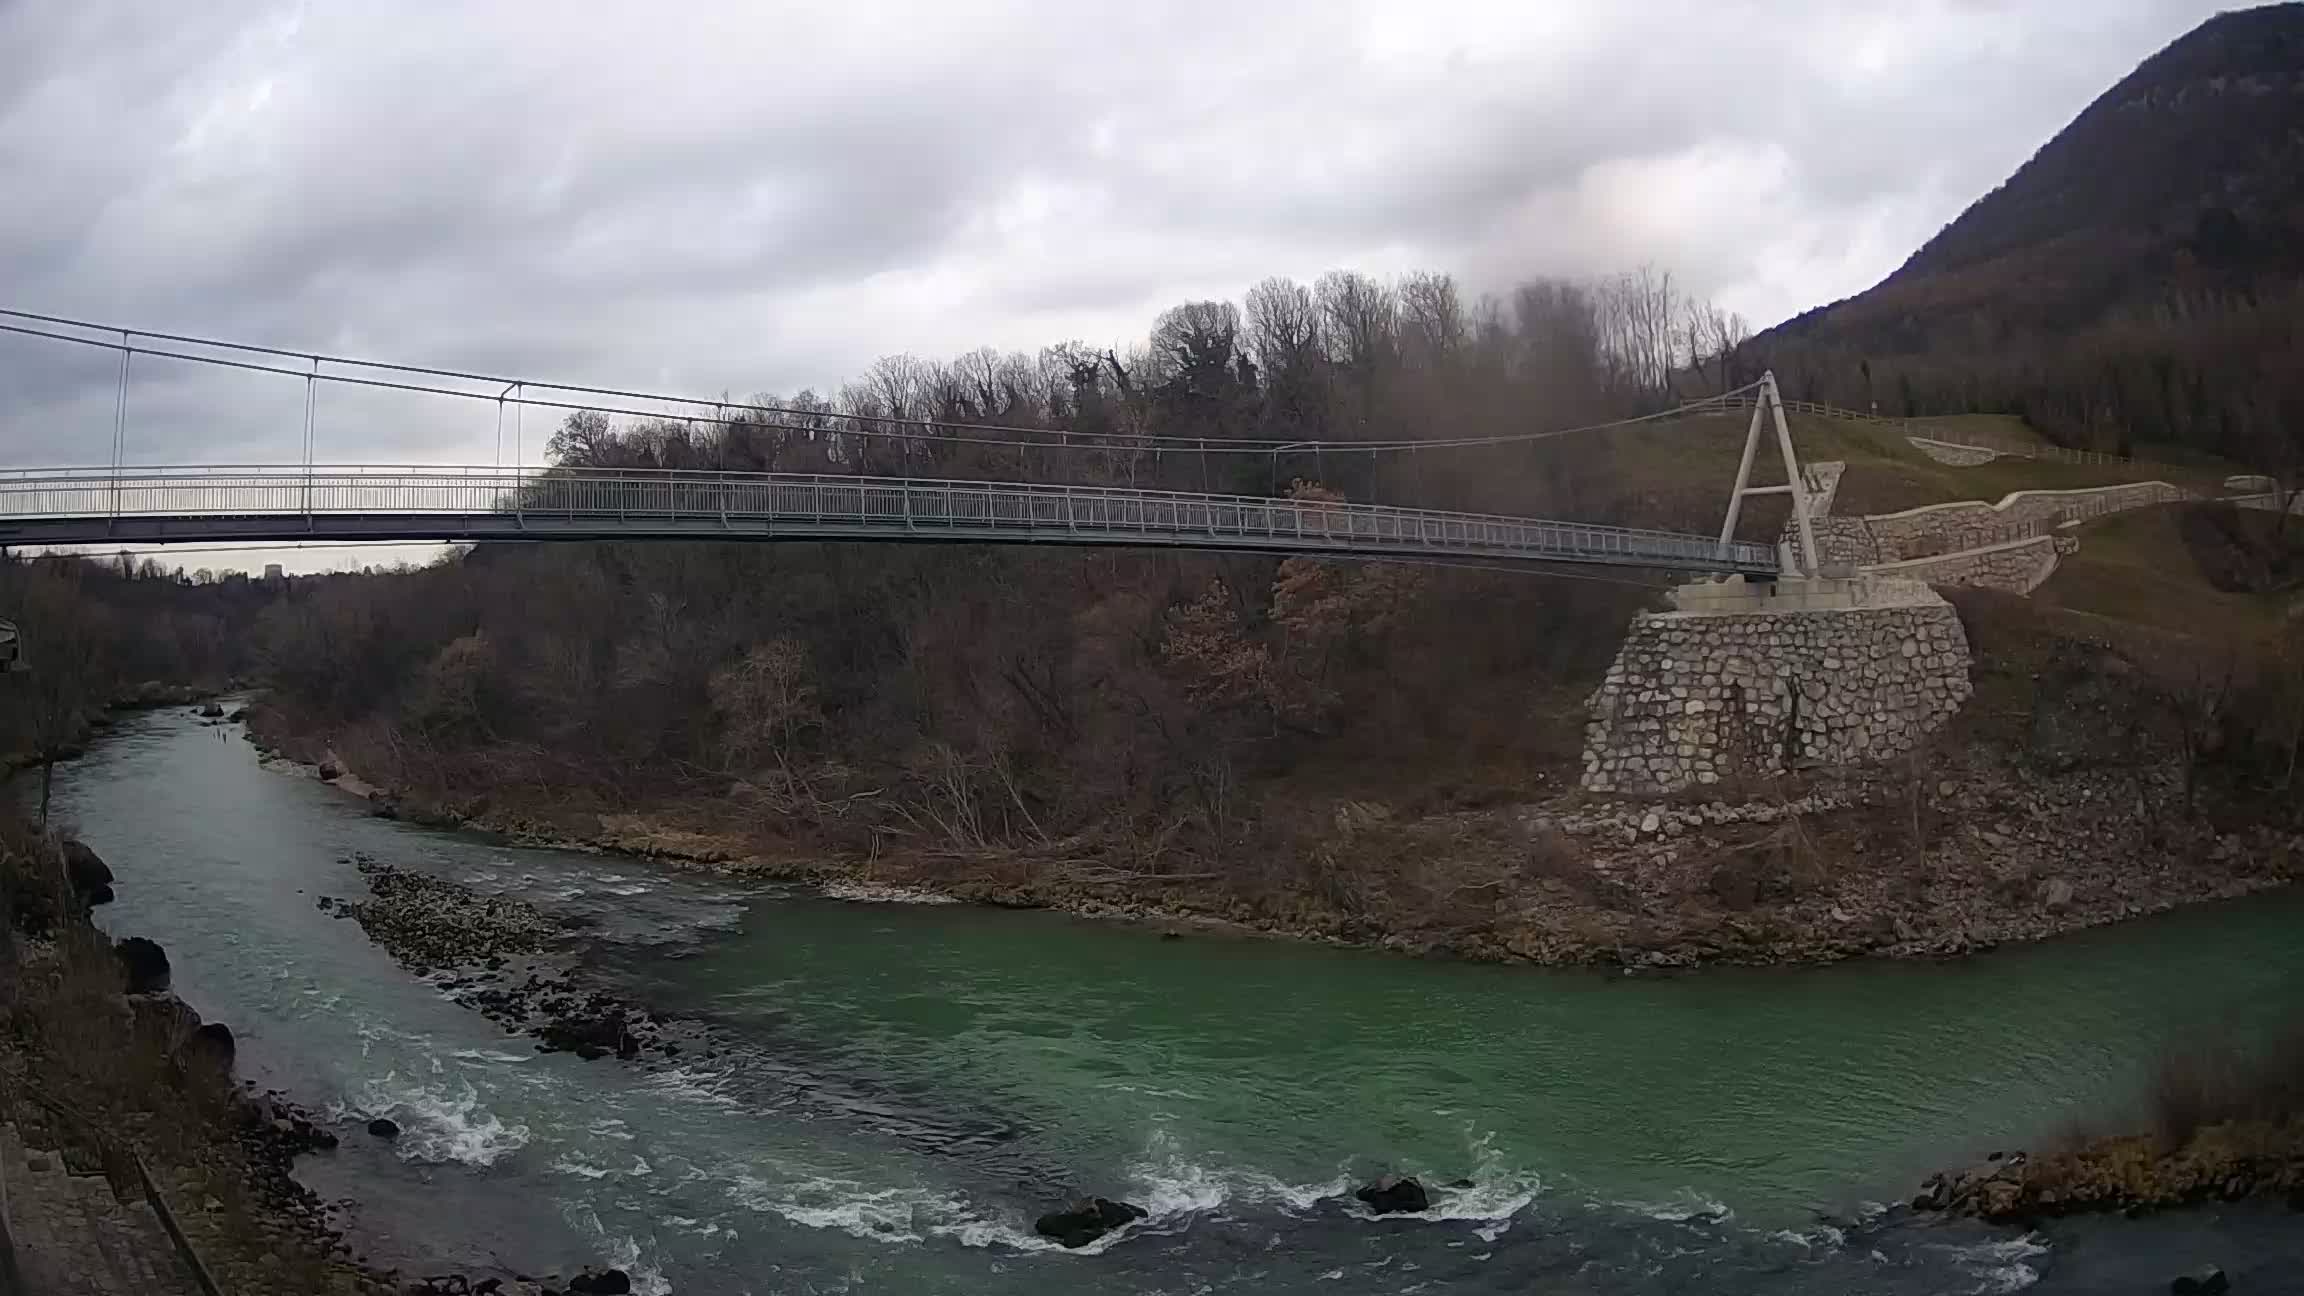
[0,464,1781,573]
[18,1089,223,1296]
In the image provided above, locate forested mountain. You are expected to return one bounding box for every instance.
[1753,3,2304,470]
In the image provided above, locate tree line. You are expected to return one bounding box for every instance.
[249,264,1757,909]
[536,265,1752,520]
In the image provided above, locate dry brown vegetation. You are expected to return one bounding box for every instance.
[248,264,1752,926]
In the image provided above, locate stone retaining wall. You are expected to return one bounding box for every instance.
[1581,585,1973,795]
[1810,516,1880,565]
[1861,535,2075,596]
[1862,481,2190,561]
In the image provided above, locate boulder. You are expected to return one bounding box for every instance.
[1033,1197,1147,1248]
[1354,1175,1431,1215]
[186,1022,237,1070]
[367,1118,401,1140]
[2171,1267,2230,1295]
[317,761,343,782]
[538,1012,628,1058]
[2037,877,2076,911]
[197,702,225,718]
[116,937,171,994]
[226,707,249,723]
[568,1270,633,1295]
[129,991,202,1042]
[62,839,114,901]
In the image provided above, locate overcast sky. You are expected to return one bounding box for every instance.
[0,0,2241,569]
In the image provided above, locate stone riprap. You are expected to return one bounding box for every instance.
[1581,582,1973,795]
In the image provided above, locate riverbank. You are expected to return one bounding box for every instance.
[0,825,386,1295]
[3,822,659,1296]
[247,703,2301,972]
[50,701,2304,1293]
[1917,1121,2304,1223]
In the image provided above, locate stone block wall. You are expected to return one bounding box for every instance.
[1861,535,2071,595]
[1862,481,2190,561]
[1809,516,1880,565]
[1778,462,1858,560]
[1581,589,1973,795]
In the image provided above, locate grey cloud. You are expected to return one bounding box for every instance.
[0,0,2243,491]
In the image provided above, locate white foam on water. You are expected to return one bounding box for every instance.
[1336,1130,1544,1240]
[1618,1188,1733,1224]
[448,1047,534,1065]
[643,1065,744,1109]
[1123,1128,1352,1221]
[562,1205,674,1296]
[718,1127,1545,1260]
[346,1072,531,1167]
[603,1231,672,1296]
[1766,1223,1846,1250]
[1933,1233,2050,1295]
[552,1155,613,1180]
[729,1172,1050,1251]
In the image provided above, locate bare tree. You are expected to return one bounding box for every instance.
[1682,299,1752,395]
[709,639,823,792]
[1398,271,1468,371]
[1594,265,1682,400]
[1317,270,1398,437]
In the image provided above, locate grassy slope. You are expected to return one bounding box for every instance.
[2036,505,2298,643]
[1899,413,2051,449]
[1596,410,2238,539]
[1595,406,2279,643]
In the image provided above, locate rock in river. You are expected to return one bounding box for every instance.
[366,1118,400,1140]
[1354,1175,1431,1214]
[1034,1197,1148,1248]
[2172,1267,2231,1295]
[568,1268,634,1294]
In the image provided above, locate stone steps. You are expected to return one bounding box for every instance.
[0,1121,201,1296]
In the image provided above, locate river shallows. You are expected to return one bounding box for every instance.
[47,707,2304,1293]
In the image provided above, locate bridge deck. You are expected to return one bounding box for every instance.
[0,467,1779,574]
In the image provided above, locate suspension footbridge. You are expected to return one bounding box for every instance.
[0,310,1818,576]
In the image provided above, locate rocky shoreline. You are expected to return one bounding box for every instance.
[257,714,2301,975]
[1914,1123,2304,1225]
[316,854,697,1066]
[10,826,649,1296]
